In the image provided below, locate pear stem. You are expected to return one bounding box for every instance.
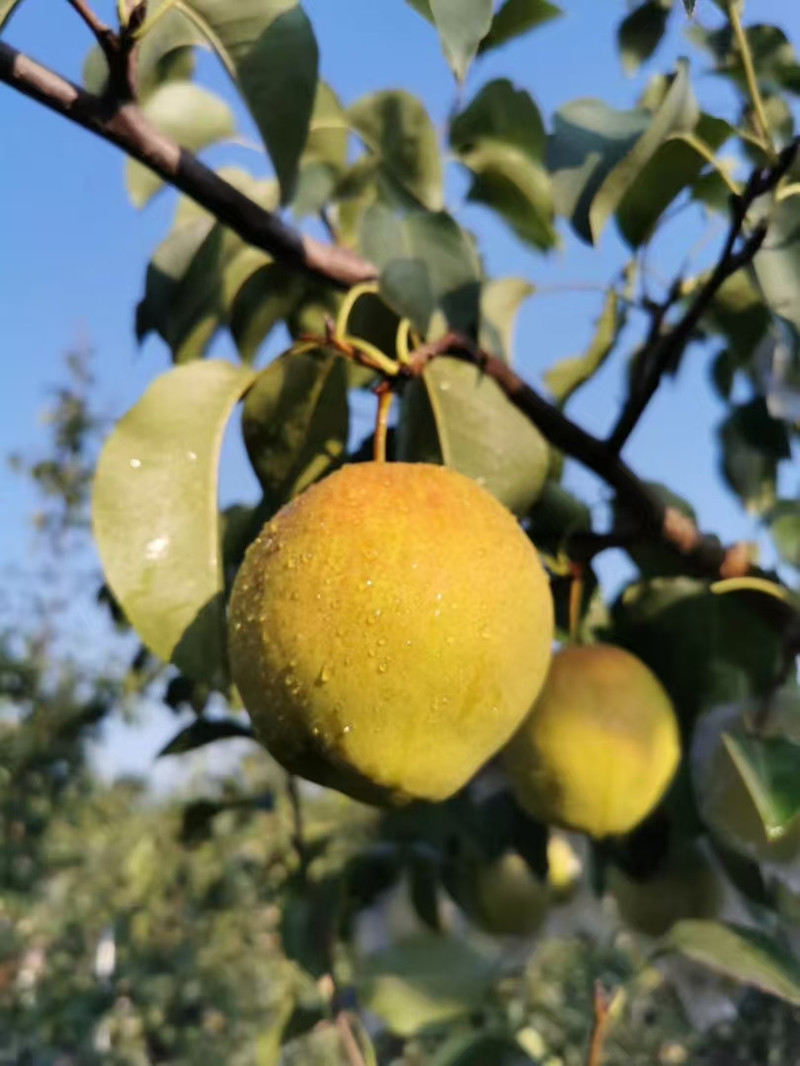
[373,384,394,463]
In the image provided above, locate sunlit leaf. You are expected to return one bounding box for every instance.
[92,361,256,687]
[0,0,25,33]
[358,934,499,1036]
[349,90,443,210]
[398,357,549,515]
[754,196,800,334]
[294,81,349,218]
[479,277,534,361]
[229,264,306,363]
[549,61,698,243]
[478,0,562,56]
[662,921,800,1005]
[723,733,800,840]
[544,290,621,403]
[361,205,481,334]
[175,0,318,202]
[242,350,349,506]
[616,114,732,247]
[451,80,556,250]
[769,501,800,568]
[428,0,493,81]
[126,82,236,207]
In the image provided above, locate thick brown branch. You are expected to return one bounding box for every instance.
[0,41,377,289]
[404,333,755,580]
[608,138,800,453]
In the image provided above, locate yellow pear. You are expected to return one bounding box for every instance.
[608,843,721,937]
[229,462,554,805]
[503,644,681,838]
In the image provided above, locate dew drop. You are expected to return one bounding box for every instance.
[187,450,198,462]
[342,724,353,736]
[377,637,387,647]
[364,578,374,589]
[374,608,382,619]
[378,660,389,674]
[435,592,443,603]
[286,557,298,570]
[129,458,141,469]
[318,664,331,684]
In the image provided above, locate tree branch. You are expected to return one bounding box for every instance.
[403,333,756,580]
[0,41,377,289]
[607,138,800,453]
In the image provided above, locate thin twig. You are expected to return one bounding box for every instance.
[607,138,800,453]
[65,0,112,46]
[335,1012,368,1066]
[401,331,758,580]
[286,774,310,880]
[0,42,377,289]
[585,982,614,1066]
[728,0,775,160]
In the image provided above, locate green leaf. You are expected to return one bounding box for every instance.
[451,80,555,250]
[687,22,800,95]
[428,0,493,81]
[719,398,791,515]
[478,0,562,56]
[479,277,534,361]
[126,82,236,207]
[176,0,318,202]
[229,264,305,363]
[701,269,772,366]
[404,0,433,19]
[754,196,800,334]
[92,361,256,687]
[526,480,592,553]
[661,921,800,1005]
[549,61,698,244]
[769,500,800,568]
[361,206,481,335]
[137,172,276,361]
[615,114,732,247]
[397,357,549,515]
[294,81,349,217]
[544,290,621,403]
[431,1031,536,1066]
[723,733,800,840]
[618,1,671,75]
[358,934,500,1037]
[159,717,255,757]
[349,90,443,210]
[0,0,25,33]
[241,350,349,506]
[610,577,783,728]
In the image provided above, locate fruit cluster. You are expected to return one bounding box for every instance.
[229,461,681,841]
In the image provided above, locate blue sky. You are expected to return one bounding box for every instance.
[1,0,799,780]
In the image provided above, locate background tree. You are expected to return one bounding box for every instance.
[4,0,800,1063]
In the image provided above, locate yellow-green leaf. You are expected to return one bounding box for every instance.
[92,361,256,687]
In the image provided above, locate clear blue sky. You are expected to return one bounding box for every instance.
[1,0,798,780]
